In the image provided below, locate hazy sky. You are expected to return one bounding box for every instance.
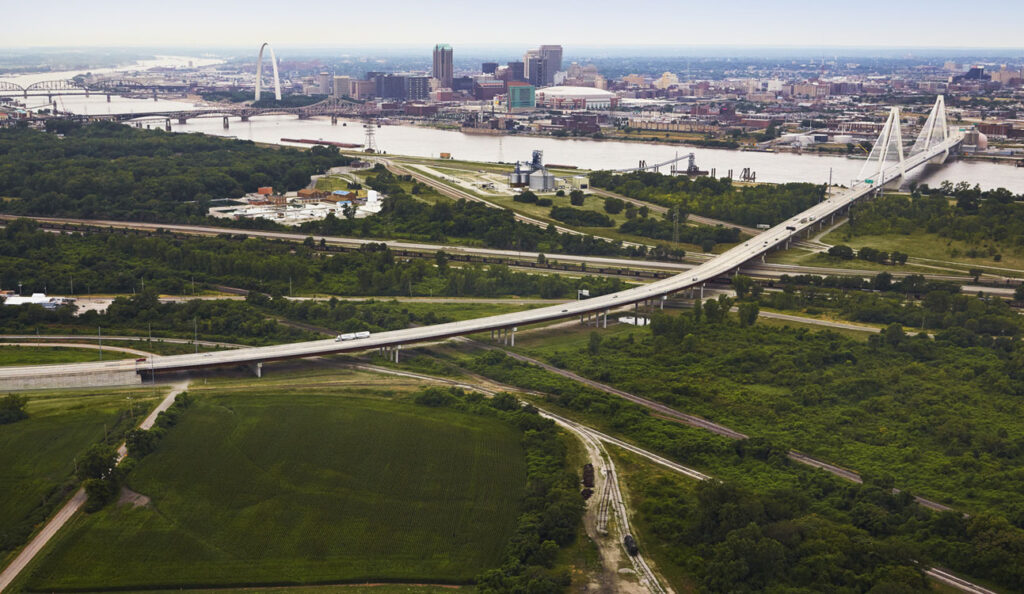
[3,0,1023,50]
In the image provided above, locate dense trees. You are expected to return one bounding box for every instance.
[0,124,349,222]
[619,217,740,247]
[590,170,825,226]
[765,273,1023,341]
[0,220,627,300]
[549,206,614,227]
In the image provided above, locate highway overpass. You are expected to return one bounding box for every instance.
[0,98,965,390]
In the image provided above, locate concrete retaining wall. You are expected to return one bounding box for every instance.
[0,369,142,391]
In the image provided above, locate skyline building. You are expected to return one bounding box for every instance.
[523,45,563,87]
[433,43,454,89]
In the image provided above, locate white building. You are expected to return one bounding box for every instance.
[2,293,73,309]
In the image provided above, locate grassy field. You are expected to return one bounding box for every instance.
[0,387,164,565]
[820,228,1024,274]
[22,386,527,591]
[0,346,133,366]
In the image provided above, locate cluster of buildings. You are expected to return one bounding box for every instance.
[210,186,383,226]
[0,291,73,309]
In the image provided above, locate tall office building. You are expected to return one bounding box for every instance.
[433,43,454,89]
[539,45,563,82]
[524,45,563,87]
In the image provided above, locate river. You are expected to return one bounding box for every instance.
[166,115,1024,192]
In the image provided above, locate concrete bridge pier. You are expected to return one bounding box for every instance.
[222,116,229,130]
[153,89,158,101]
[177,117,187,125]
[164,119,171,132]
[240,115,250,122]
[331,115,338,125]
[298,114,311,120]
[106,94,111,102]
[251,362,263,378]
[602,310,608,328]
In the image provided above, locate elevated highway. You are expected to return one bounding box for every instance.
[0,98,965,389]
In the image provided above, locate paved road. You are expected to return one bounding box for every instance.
[0,381,188,592]
[0,335,244,349]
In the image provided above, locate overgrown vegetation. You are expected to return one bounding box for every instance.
[590,170,826,226]
[458,317,1024,591]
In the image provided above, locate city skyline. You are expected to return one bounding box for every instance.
[4,0,1024,49]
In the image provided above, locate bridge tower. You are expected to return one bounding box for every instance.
[910,95,950,164]
[857,106,905,189]
[255,42,282,102]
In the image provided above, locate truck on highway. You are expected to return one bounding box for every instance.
[335,331,372,342]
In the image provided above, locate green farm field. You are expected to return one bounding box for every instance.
[0,387,164,565]
[22,389,527,591]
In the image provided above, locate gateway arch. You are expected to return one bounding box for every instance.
[255,42,282,101]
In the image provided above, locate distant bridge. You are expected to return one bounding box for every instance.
[0,78,196,99]
[12,95,376,129]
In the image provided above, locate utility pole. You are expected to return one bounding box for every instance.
[194,317,198,353]
[98,326,103,361]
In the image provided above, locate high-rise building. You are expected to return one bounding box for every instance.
[482,62,499,74]
[376,74,430,101]
[524,45,563,87]
[318,72,332,95]
[506,61,525,83]
[539,45,563,83]
[433,43,454,89]
[333,76,352,97]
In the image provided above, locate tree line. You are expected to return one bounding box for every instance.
[0,123,349,222]
[0,219,630,300]
[589,170,826,227]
